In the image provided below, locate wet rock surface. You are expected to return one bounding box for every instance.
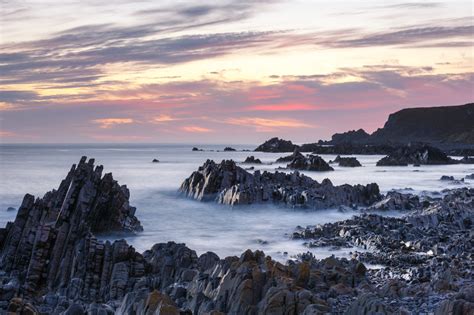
[180,159,380,209]
[293,188,474,314]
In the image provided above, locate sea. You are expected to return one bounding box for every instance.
[1,143,473,261]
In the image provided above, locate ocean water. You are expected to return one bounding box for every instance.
[1,144,473,261]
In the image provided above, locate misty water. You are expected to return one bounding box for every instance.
[1,144,473,261]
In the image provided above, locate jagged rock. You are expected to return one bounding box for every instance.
[440,175,455,181]
[180,160,380,209]
[367,191,422,211]
[243,156,262,164]
[255,137,298,152]
[466,174,474,180]
[376,145,455,166]
[276,149,305,163]
[223,147,236,151]
[287,154,334,172]
[332,156,362,167]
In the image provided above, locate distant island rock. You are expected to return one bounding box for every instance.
[243,156,262,164]
[376,145,456,166]
[223,146,236,151]
[255,137,297,152]
[332,155,362,167]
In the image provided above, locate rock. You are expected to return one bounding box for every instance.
[192,147,203,151]
[180,159,380,209]
[223,147,236,151]
[276,148,305,163]
[367,191,422,211]
[458,156,474,164]
[243,156,262,164]
[332,156,362,167]
[152,159,160,163]
[376,144,455,166]
[440,175,455,181]
[287,154,334,172]
[255,137,298,152]
[329,129,371,145]
[6,207,15,212]
[466,174,474,180]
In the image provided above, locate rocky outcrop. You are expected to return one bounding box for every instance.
[255,137,297,152]
[243,156,262,164]
[287,154,334,172]
[330,129,371,145]
[223,147,236,151]
[0,157,379,314]
[371,103,474,145]
[180,159,380,209]
[276,149,305,163]
[332,155,362,167]
[376,144,455,166]
[293,188,474,314]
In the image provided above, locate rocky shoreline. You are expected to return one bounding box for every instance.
[1,157,473,314]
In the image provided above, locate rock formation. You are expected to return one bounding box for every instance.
[180,159,380,208]
[293,188,474,314]
[331,155,362,167]
[376,144,455,166]
[254,137,297,152]
[287,154,334,171]
[223,147,236,151]
[243,156,262,164]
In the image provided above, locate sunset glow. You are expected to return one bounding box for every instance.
[0,0,472,143]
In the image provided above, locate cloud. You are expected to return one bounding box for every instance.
[92,118,135,129]
[226,117,313,132]
[152,114,177,123]
[182,126,213,133]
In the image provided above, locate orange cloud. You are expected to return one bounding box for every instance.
[152,114,176,123]
[0,102,15,111]
[182,126,213,133]
[226,117,313,132]
[0,130,16,137]
[93,118,134,128]
[248,104,318,111]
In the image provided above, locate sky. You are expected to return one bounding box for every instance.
[0,0,473,144]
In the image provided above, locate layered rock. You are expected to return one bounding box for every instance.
[276,149,305,163]
[376,144,455,166]
[180,159,380,208]
[254,137,297,152]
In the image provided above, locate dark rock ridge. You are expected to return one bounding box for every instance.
[371,103,474,145]
[293,188,474,314]
[287,154,334,171]
[331,155,362,167]
[275,148,305,163]
[330,128,371,145]
[255,103,474,153]
[243,156,262,164]
[255,137,297,152]
[180,159,380,208]
[223,146,236,151]
[376,144,456,166]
